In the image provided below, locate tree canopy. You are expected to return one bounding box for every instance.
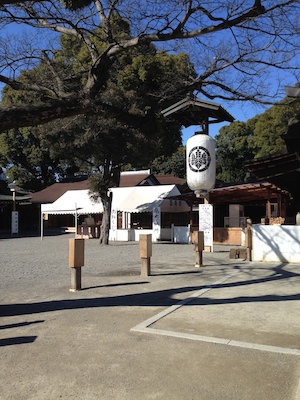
[150,146,186,178]
[215,121,255,182]
[215,96,300,182]
[0,126,62,190]
[0,17,194,243]
[1,25,191,185]
[248,100,300,159]
[0,0,299,130]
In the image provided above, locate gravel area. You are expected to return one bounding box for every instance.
[1,234,300,400]
[0,232,230,292]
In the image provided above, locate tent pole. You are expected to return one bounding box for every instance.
[41,208,43,241]
[75,203,78,238]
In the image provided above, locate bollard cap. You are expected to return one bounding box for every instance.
[69,238,85,268]
[139,234,152,258]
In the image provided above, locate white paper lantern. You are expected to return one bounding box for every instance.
[186,133,216,197]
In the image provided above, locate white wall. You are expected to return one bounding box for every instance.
[109,228,172,242]
[172,226,190,244]
[252,225,300,263]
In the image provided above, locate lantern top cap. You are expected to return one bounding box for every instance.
[284,86,300,98]
[161,95,234,128]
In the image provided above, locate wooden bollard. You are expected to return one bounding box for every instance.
[68,238,85,291]
[139,234,152,276]
[246,218,253,261]
[194,231,204,267]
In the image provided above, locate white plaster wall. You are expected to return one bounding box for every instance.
[133,229,154,241]
[109,229,131,241]
[109,228,179,242]
[252,225,300,263]
[173,226,190,244]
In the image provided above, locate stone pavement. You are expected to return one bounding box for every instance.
[1,234,300,399]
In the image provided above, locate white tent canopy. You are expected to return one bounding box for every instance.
[41,189,103,215]
[109,185,190,242]
[110,185,189,213]
[41,189,103,239]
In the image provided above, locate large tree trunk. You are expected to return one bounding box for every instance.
[99,193,111,245]
[88,164,120,245]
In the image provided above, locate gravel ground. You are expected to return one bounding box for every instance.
[1,233,300,400]
[0,232,230,294]
[0,232,234,316]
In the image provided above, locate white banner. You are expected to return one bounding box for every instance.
[109,209,118,240]
[11,211,19,234]
[152,207,161,242]
[199,204,213,249]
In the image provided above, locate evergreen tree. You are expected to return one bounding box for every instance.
[249,100,300,159]
[215,97,300,182]
[215,121,255,182]
[1,19,195,243]
[150,147,186,178]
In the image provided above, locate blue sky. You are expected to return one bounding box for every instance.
[181,101,268,144]
[0,11,293,144]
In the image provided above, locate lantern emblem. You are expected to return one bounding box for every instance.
[186,133,216,197]
[188,146,211,172]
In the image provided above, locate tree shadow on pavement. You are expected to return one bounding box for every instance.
[0,336,37,346]
[1,263,299,317]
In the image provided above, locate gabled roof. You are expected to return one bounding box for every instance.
[119,171,158,187]
[120,172,185,187]
[281,118,300,153]
[209,182,291,205]
[30,171,186,204]
[155,174,185,185]
[161,96,234,127]
[171,182,291,206]
[245,152,300,202]
[30,180,89,204]
[0,194,31,204]
[245,153,299,179]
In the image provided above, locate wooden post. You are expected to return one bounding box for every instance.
[68,238,84,291]
[246,219,253,261]
[70,267,82,291]
[193,231,204,267]
[277,193,282,217]
[266,188,271,224]
[139,234,152,276]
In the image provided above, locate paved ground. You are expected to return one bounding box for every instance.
[1,233,300,400]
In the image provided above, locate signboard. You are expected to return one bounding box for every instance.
[11,211,19,234]
[199,204,213,250]
[152,207,161,242]
[110,209,117,240]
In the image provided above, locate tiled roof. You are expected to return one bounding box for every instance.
[119,173,158,187]
[30,181,89,203]
[155,175,185,185]
[30,173,186,204]
[174,181,291,206]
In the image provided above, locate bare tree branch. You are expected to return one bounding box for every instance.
[0,0,299,130]
[1,0,40,4]
[0,97,150,132]
[0,73,59,97]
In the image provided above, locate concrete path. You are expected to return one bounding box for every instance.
[1,234,300,399]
